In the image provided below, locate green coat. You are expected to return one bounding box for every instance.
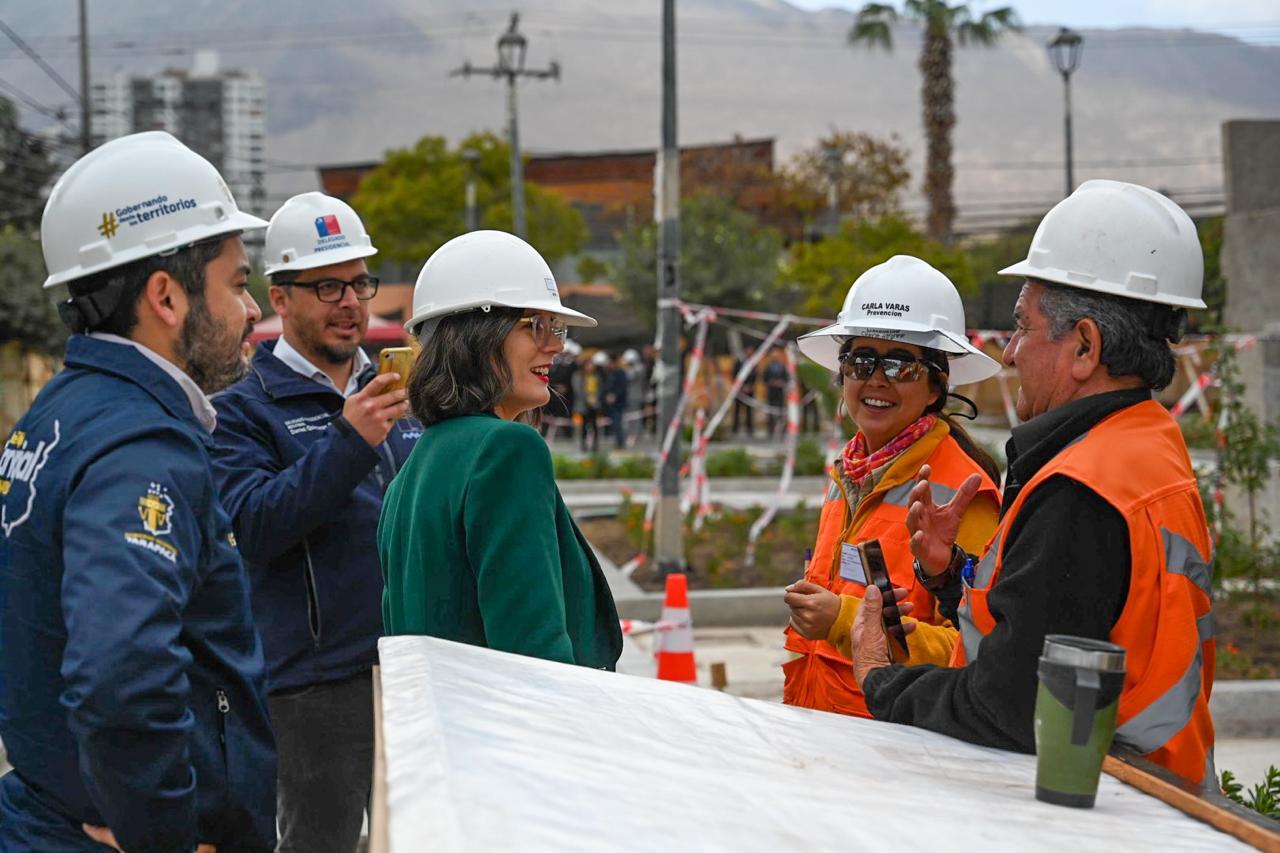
[377,413,622,670]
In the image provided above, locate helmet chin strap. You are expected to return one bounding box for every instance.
[58,276,128,334]
[1141,304,1188,344]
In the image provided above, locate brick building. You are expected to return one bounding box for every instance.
[316,137,776,346]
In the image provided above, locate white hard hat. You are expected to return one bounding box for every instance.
[562,338,583,356]
[999,180,1205,309]
[406,230,596,336]
[797,255,1000,386]
[41,131,268,291]
[263,191,377,276]
[592,351,610,367]
[622,348,641,364]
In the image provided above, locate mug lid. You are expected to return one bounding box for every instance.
[1041,634,1127,673]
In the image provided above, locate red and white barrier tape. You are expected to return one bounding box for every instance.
[745,343,802,567]
[1170,372,1214,419]
[619,616,691,636]
[644,308,714,539]
[701,316,792,442]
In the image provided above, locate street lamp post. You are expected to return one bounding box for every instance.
[462,148,480,232]
[452,14,560,239]
[822,144,842,237]
[1047,27,1084,198]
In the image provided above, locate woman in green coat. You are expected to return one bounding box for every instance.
[377,231,622,670]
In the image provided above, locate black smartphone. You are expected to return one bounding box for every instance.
[858,539,910,662]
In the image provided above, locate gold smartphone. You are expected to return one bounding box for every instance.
[377,347,415,394]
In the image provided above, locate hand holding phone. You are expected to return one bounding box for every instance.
[377,347,414,394]
[858,539,911,662]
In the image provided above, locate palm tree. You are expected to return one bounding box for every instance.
[850,1,1020,243]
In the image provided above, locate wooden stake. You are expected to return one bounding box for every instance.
[1103,755,1280,852]
[710,661,728,691]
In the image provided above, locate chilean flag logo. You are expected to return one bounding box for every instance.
[314,215,342,237]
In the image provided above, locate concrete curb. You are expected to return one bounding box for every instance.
[615,586,789,628]
[1211,680,1280,738]
[615,586,1280,737]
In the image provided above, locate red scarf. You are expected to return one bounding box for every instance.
[840,414,937,486]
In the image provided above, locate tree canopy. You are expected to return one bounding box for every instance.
[351,131,588,267]
[612,194,786,331]
[0,226,66,354]
[0,97,59,231]
[784,214,975,318]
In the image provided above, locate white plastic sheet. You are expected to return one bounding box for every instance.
[376,636,1247,852]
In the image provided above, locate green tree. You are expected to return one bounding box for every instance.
[1213,341,1280,625]
[351,131,587,267]
[0,226,66,354]
[0,97,59,230]
[612,194,785,331]
[784,213,974,317]
[784,130,911,228]
[1197,215,1225,326]
[850,1,1020,243]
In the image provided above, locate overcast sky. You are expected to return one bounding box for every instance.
[785,0,1280,41]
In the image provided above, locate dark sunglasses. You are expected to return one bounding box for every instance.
[277,276,380,303]
[837,348,933,383]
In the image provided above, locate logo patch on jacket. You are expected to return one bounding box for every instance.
[125,482,179,563]
[138,482,174,535]
[0,421,61,536]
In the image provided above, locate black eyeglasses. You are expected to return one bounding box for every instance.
[838,348,934,383]
[517,315,568,348]
[277,276,380,303]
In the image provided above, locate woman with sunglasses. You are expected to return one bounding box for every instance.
[377,231,623,670]
[782,255,1003,718]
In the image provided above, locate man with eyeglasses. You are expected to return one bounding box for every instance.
[208,192,418,852]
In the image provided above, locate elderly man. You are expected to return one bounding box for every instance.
[851,180,1215,788]
[210,192,417,852]
[0,132,276,851]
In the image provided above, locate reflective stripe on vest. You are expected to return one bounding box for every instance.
[956,530,1002,662]
[1163,528,1213,598]
[1116,645,1203,754]
[1112,527,1216,755]
[948,402,1216,784]
[1197,610,1213,644]
[881,479,957,509]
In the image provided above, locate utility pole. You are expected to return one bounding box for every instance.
[451,13,560,239]
[654,0,683,575]
[462,147,480,232]
[78,0,90,154]
[822,143,842,237]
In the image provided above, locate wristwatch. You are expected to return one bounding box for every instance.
[913,544,970,592]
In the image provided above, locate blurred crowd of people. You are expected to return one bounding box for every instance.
[544,342,825,451]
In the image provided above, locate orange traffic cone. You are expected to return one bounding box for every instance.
[656,573,697,684]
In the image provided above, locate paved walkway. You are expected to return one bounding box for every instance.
[619,626,1280,791]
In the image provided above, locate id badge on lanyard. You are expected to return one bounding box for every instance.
[839,542,868,585]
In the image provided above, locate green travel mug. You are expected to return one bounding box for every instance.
[1033,635,1126,808]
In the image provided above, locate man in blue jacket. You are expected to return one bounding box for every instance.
[210,192,416,853]
[0,132,278,851]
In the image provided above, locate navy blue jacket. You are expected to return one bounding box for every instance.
[0,336,276,852]
[210,340,419,694]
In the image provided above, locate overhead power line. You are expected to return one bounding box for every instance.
[0,18,79,101]
[0,74,67,120]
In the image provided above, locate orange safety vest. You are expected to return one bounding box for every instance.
[783,425,1000,718]
[952,400,1215,785]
